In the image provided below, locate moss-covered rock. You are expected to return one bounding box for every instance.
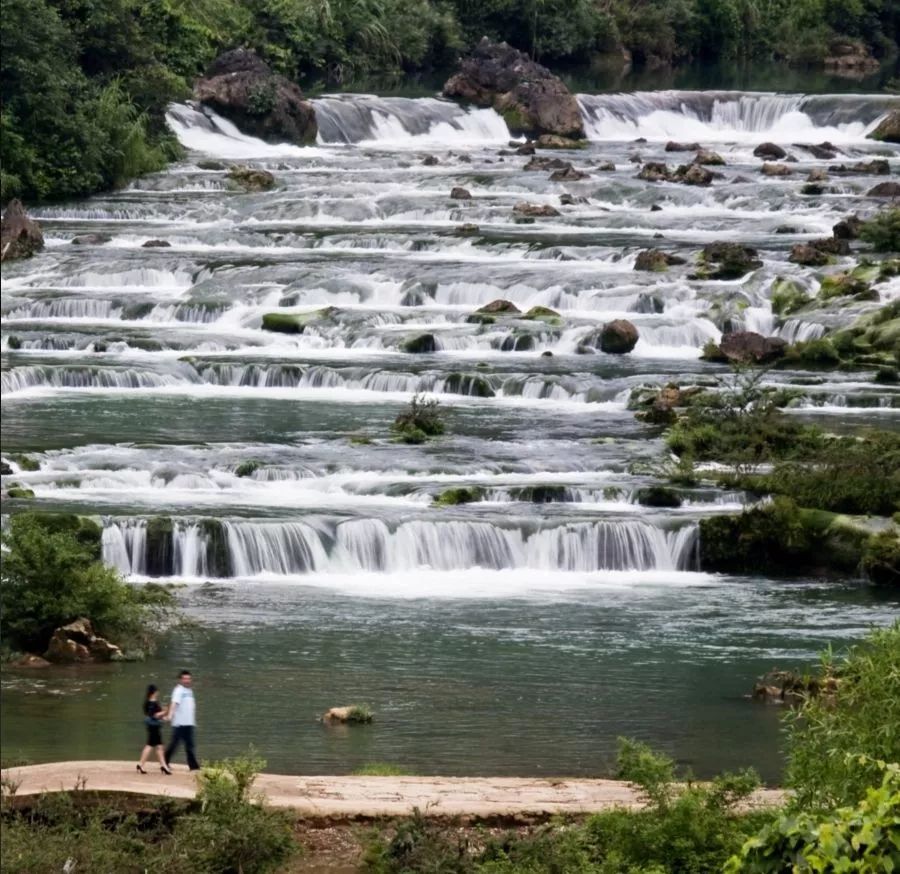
[442,372,495,397]
[862,528,899,586]
[226,165,276,192]
[867,110,900,144]
[145,517,174,577]
[401,333,438,354]
[522,305,562,324]
[695,243,763,280]
[818,273,875,302]
[771,278,811,316]
[698,499,872,576]
[261,307,338,335]
[434,487,484,506]
[509,485,568,503]
[635,486,682,508]
[198,519,233,578]
[234,460,262,478]
[7,486,36,499]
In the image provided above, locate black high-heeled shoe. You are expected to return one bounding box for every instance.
[161,765,173,775]
[136,764,147,774]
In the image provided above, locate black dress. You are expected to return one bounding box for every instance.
[144,699,164,746]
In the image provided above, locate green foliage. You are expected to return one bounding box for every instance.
[727,762,900,873]
[745,430,900,516]
[784,622,900,812]
[234,460,262,478]
[393,394,445,442]
[0,752,297,873]
[364,739,767,874]
[666,369,825,465]
[862,527,900,586]
[860,208,900,253]
[176,751,296,874]
[0,512,174,652]
[346,704,374,723]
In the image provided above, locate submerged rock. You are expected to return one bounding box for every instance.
[513,201,560,217]
[760,163,792,177]
[664,141,700,152]
[833,215,863,240]
[549,166,589,181]
[443,38,584,138]
[753,142,787,160]
[71,233,112,245]
[142,239,172,248]
[693,149,725,166]
[535,134,586,149]
[226,165,275,192]
[634,248,685,271]
[790,243,830,266]
[697,242,763,279]
[194,48,317,144]
[524,156,571,172]
[450,186,472,200]
[1,199,44,262]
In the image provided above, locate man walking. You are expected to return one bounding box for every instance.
[165,669,200,771]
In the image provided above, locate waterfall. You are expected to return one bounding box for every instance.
[0,366,187,394]
[101,517,699,578]
[313,95,511,145]
[577,91,898,143]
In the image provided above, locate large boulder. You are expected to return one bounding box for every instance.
[868,110,900,144]
[226,165,276,192]
[868,181,900,198]
[634,248,685,271]
[443,39,584,139]
[194,48,317,145]
[753,142,787,160]
[714,331,787,364]
[599,319,639,354]
[44,618,123,663]
[1,200,44,262]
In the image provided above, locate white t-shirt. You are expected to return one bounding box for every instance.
[170,684,196,726]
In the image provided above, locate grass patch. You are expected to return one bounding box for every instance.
[352,763,411,777]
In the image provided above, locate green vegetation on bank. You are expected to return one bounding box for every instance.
[2,0,898,203]
[0,512,176,655]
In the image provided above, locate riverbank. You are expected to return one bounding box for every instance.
[1,760,784,816]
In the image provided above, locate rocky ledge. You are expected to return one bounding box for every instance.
[194,48,317,145]
[443,38,584,139]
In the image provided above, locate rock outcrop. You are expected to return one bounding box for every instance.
[194,48,317,145]
[705,331,787,364]
[443,39,584,139]
[634,248,685,271]
[1,200,44,262]
[44,618,123,663]
[753,142,786,160]
[868,110,900,144]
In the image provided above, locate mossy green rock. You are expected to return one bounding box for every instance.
[818,273,874,302]
[235,460,262,477]
[522,305,562,325]
[435,487,484,506]
[261,307,338,335]
[442,373,494,397]
[636,486,683,508]
[7,486,36,498]
[771,278,810,316]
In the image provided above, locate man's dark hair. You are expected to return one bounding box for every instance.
[179,670,192,678]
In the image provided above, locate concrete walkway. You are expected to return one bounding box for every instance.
[1,761,785,817]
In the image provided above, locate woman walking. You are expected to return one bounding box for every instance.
[137,684,172,774]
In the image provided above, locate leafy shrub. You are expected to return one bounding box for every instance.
[0,512,174,652]
[784,622,900,812]
[176,751,296,874]
[743,430,900,516]
[392,394,445,442]
[726,762,900,873]
[860,208,900,253]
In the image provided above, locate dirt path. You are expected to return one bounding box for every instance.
[1,761,785,817]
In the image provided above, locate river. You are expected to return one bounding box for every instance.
[1,85,898,780]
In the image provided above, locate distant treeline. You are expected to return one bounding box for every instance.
[2,0,898,203]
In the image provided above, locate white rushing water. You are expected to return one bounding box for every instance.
[4,88,898,596]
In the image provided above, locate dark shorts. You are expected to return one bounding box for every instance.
[146,723,162,746]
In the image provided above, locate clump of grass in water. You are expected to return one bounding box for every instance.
[347,704,374,723]
[352,763,410,776]
[392,394,445,444]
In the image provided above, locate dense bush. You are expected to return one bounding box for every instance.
[364,739,770,873]
[392,393,446,443]
[860,208,900,253]
[784,622,900,812]
[0,752,296,873]
[0,512,174,653]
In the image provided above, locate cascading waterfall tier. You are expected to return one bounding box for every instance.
[102,517,699,578]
